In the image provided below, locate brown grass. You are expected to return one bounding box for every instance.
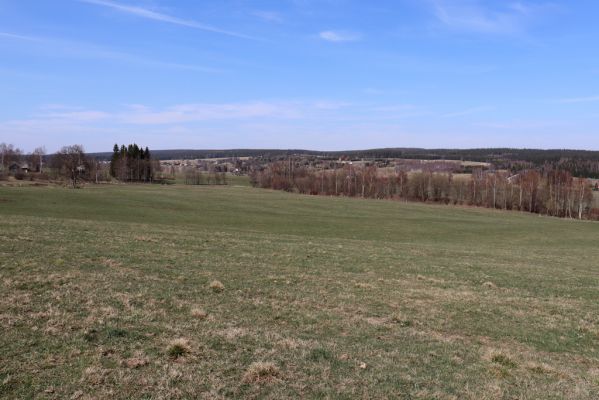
[209,280,225,292]
[122,357,149,369]
[167,338,192,359]
[190,308,208,320]
[242,362,281,384]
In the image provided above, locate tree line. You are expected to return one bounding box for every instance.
[251,161,598,220]
[1,142,162,187]
[183,168,228,185]
[87,147,599,179]
[1,143,46,174]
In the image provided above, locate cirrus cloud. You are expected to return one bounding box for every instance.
[319,30,362,42]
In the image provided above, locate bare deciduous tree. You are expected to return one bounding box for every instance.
[30,147,46,173]
[53,145,87,188]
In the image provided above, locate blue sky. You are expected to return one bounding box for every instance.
[1,0,598,152]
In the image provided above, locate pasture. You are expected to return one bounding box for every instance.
[1,184,599,399]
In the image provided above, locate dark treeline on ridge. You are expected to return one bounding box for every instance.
[251,161,598,220]
[88,147,599,179]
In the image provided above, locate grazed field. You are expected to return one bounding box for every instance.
[1,185,599,399]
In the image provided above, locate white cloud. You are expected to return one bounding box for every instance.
[313,101,351,110]
[119,102,303,124]
[38,111,111,122]
[319,30,361,42]
[0,31,42,42]
[509,2,532,15]
[0,100,364,147]
[252,11,283,23]
[370,104,429,119]
[474,120,561,129]
[0,101,342,131]
[0,31,220,72]
[431,0,544,35]
[80,0,256,39]
[0,100,354,151]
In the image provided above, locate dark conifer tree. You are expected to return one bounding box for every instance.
[110,144,119,177]
[109,143,155,183]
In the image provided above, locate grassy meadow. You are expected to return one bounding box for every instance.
[1,184,599,399]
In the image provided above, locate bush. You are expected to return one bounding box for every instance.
[14,172,25,180]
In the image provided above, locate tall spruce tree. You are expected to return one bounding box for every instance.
[110,144,119,177]
[109,143,154,182]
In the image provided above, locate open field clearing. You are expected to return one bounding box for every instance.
[1,185,599,399]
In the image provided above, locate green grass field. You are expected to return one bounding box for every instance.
[1,184,599,399]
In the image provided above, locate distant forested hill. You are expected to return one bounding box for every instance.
[88,148,599,178]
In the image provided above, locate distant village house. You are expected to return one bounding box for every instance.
[8,162,30,174]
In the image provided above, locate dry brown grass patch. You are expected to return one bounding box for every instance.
[354,282,375,289]
[81,366,109,385]
[209,280,225,292]
[525,362,554,375]
[190,308,208,320]
[134,235,158,243]
[218,327,248,341]
[276,337,315,350]
[242,362,281,384]
[364,316,387,326]
[102,258,122,268]
[122,357,149,369]
[390,314,414,327]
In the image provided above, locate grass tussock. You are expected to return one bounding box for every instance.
[209,280,225,292]
[242,362,281,384]
[167,338,191,359]
[491,352,518,369]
